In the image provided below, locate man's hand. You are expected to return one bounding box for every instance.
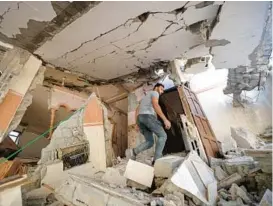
[164,119,171,130]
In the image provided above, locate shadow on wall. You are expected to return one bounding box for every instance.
[17,131,49,158]
[196,70,272,147]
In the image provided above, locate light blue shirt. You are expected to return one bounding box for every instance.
[138,91,159,115]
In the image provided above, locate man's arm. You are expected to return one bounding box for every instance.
[152,96,171,129]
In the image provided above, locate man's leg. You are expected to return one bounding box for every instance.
[145,116,167,161]
[133,127,154,156]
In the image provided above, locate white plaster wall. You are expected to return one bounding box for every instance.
[0,186,22,206]
[195,72,272,147]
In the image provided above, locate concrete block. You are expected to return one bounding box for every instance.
[259,189,272,206]
[41,161,68,190]
[231,127,260,149]
[229,183,251,204]
[102,167,127,188]
[207,181,217,206]
[214,166,228,181]
[124,159,154,188]
[170,151,217,205]
[218,173,242,189]
[154,156,184,178]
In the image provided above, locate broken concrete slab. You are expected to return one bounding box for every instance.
[222,156,256,176]
[102,167,127,188]
[231,127,261,149]
[41,161,69,190]
[229,183,252,204]
[209,157,224,168]
[124,159,154,188]
[214,166,228,181]
[166,151,217,205]
[55,175,145,206]
[259,189,272,206]
[218,173,243,189]
[127,179,149,191]
[154,155,184,178]
[243,149,272,174]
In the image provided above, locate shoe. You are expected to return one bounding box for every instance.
[125,148,136,160]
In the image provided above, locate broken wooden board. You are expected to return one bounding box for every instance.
[0,158,23,180]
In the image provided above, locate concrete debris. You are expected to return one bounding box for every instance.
[55,175,146,206]
[243,149,272,174]
[25,187,56,206]
[41,161,68,190]
[209,157,225,169]
[154,155,184,178]
[124,159,154,188]
[127,179,149,191]
[102,167,127,188]
[229,183,252,204]
[222,156,256,176]
[159,151,217,206]
[218,173,243,189]
[259,189,272,206]
[214,166,228,181]
[230,127,262,149]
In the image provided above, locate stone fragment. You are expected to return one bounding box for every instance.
[231,127,260,149]
[165,151,217,205]
[102,167,127,188]
[214,166,228,181]
[222,156,256,176]
[218,173,243,189]
[127,179,148,191]
[154,155,184,178]
[41,161,68,190]
[243,149,272,174]
[229,183,251,204]
[124,159,154,188]
[209,157,224,168]
[259,189,272,206]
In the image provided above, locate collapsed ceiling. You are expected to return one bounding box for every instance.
[0,1,271,86]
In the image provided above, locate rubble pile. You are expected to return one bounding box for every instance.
[17,125,272,206]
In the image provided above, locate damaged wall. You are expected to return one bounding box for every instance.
[0,51,42,143]
[195,71,272,152]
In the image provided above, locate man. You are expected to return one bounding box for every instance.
[126,83,171,165]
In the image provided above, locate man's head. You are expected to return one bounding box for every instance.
[153,83,165,95]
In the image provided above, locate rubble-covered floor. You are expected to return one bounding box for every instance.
[21,126,272,206]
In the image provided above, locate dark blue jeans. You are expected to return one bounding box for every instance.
[134,114,167,160]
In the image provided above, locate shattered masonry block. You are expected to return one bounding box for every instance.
[102,167,127,188]
[214,166,228,181]
[218,173,243,189]
[154,155,184,178]
[124,159,154,188]
[229,183,251,204]
[230,127,260,149]
[222,156,256,176]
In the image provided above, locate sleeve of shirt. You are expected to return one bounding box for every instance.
[151,91,159,99]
